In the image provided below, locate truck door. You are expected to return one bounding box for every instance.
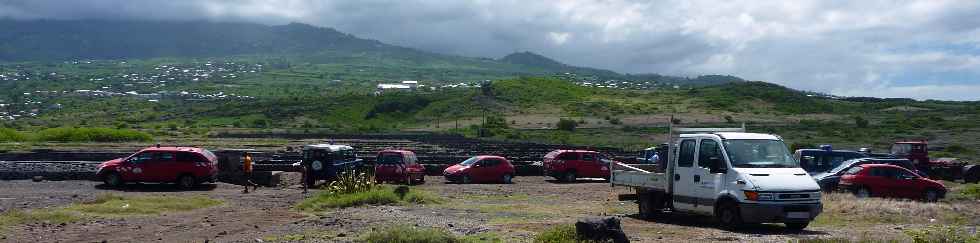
[672,139,699,212]
[692,138,725,214]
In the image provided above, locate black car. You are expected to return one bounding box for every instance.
[812,158,923,191]
[301,144,363,187]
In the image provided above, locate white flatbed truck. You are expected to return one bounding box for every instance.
[611,127,822,230]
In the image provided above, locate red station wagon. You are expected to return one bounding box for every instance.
[97,146,218,188]
[543,150,612,182]
[839,164,947,202]
[374,150,426,185]
[443,155,516,184]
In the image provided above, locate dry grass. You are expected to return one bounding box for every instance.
[815,193,969,226]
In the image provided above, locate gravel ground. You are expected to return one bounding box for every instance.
[0,176,891,242]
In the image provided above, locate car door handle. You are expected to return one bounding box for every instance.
[694,175,701,182]
[674,174,680,181]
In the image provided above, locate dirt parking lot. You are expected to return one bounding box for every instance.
[0,176,935,242]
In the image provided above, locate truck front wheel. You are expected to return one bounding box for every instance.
[716,201,742,229]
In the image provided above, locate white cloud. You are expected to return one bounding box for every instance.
[833,84,980,101]
[1,0,979,100]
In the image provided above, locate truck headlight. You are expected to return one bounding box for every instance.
[744,191,774,201]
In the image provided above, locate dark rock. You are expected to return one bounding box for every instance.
[218,231,227,236]
[575,217,629,243]
[337,233,346,237]
[32,176,44,182]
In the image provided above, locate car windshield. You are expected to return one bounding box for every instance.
[377,153,403,164]
[828,160,862,175]
[723,139,798,168]
[460,157,480,166]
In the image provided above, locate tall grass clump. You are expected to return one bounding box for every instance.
[325,167,377,195]
[35,127,152,142]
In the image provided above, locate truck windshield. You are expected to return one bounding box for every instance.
[890,144,911,156]
[723,139,798,168]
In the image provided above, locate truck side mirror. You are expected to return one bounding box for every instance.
[709,157,727,173]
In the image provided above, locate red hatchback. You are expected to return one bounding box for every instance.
[839,164,947,202]
[374,150,426,185]
[97,146,218,188]
[443,156,516,184]
[543,150,612,182]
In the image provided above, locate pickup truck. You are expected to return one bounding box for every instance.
[611,128,822,231]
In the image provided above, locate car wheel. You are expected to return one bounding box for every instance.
[502,174,513,184]
[461,175,472,184]
[177,175,196,189]
[103,172,123,187]
[563,171,577,183]
[854,186,871,198]
[924,189,940,202]
[716,201,742,230]
[417,175,426,184]
[785,222,809,231]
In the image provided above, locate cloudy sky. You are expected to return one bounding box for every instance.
[2,0,979,100]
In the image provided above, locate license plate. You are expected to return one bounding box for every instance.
[786,212,810,219]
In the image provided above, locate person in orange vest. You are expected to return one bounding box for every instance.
[242,153,258,193]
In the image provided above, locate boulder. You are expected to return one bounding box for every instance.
[575,217,629,243]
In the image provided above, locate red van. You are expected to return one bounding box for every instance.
[374,150,426,184]
[443,156,516,184]
[96,146,218,188]
[543,150,612,182]
[839,164,947,202]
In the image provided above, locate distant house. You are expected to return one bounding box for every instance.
[375,83,413,95]
[401,80,419,89]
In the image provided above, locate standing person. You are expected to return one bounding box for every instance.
[242,153,258,193]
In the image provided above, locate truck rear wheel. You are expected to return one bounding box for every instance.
[637,193,657,219]
[785,222,809,231]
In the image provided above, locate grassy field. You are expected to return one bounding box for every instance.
[0,194,222,234]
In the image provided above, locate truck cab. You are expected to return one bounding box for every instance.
[612,129,822,231]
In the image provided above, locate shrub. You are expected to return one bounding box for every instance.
[724,115,735,124]
[608,117,622,125]
[904,225,979,243]
[959,184,980,200]
[0,128,27,142]
[360,225,459,243]
[854,116,869,128]
[35,127,152,142]
[296,186,442,211]
[534,224,582,243]
[946,144,972,154]
[557,119,577,131]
